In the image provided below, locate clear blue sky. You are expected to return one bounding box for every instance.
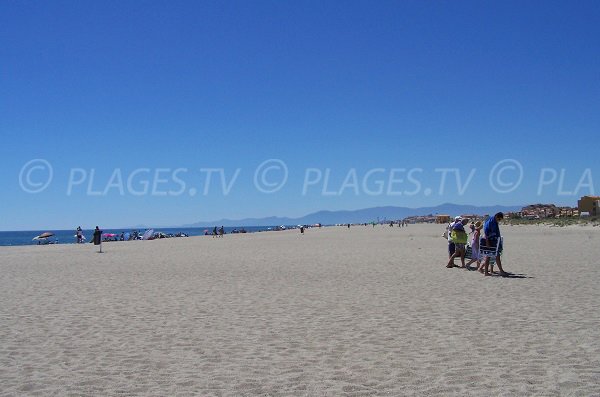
[1,0,599,230]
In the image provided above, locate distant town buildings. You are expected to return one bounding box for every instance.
[399,197,596,224]
[505,204,579,220]
[405,215,437,224]
[417,214,485,224]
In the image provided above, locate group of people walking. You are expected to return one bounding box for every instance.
[445,212,508,276]
[211,226,224,237]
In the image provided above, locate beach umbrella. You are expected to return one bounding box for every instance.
[142,229,154,240]
[33,232,54,240]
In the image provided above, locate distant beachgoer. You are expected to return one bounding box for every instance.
[212,226,217,238]
[93,226,102,245]
[348,223,350,229]
[481,212,507,276]
[300,226,305,234]
[76,226,83,243]
[219,226,224,237]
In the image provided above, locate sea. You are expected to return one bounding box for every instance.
[0,226,286,247]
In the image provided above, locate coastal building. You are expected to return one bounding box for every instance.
[435,215,450,224]
[405,215,437,224]
[558,207,579,217]
[508,204,578,219]
[577,196,600,216]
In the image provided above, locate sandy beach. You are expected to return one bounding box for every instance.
[0,224,599,396]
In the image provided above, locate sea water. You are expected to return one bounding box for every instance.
[0,226,283,247]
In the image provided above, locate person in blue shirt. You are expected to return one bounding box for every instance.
[481,212,508,276]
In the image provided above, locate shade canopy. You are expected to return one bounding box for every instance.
[33,232,54,240]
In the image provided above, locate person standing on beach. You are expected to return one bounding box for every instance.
[212,226,217,238]
[219,226,224,237]
[446,216,461,266]
[93,226,102,244]
[76,226,83,244]
[481,212,508,276]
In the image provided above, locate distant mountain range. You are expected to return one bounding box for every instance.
[183,203,522,227]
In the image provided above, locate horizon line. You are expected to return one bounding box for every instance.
[0,202,529,232]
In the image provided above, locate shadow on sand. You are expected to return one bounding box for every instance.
[448,265,533,279]
[489,272,532,279]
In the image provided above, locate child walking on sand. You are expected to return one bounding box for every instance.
[465,221,483,270]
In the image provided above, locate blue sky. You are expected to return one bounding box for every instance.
[1,0,599,230]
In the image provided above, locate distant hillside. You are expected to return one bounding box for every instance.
[184,203,521,227]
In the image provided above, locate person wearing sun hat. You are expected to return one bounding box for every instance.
[465,220,483,270]
[445,216,462,266]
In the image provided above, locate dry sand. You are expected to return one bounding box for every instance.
[1,224,599,396]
